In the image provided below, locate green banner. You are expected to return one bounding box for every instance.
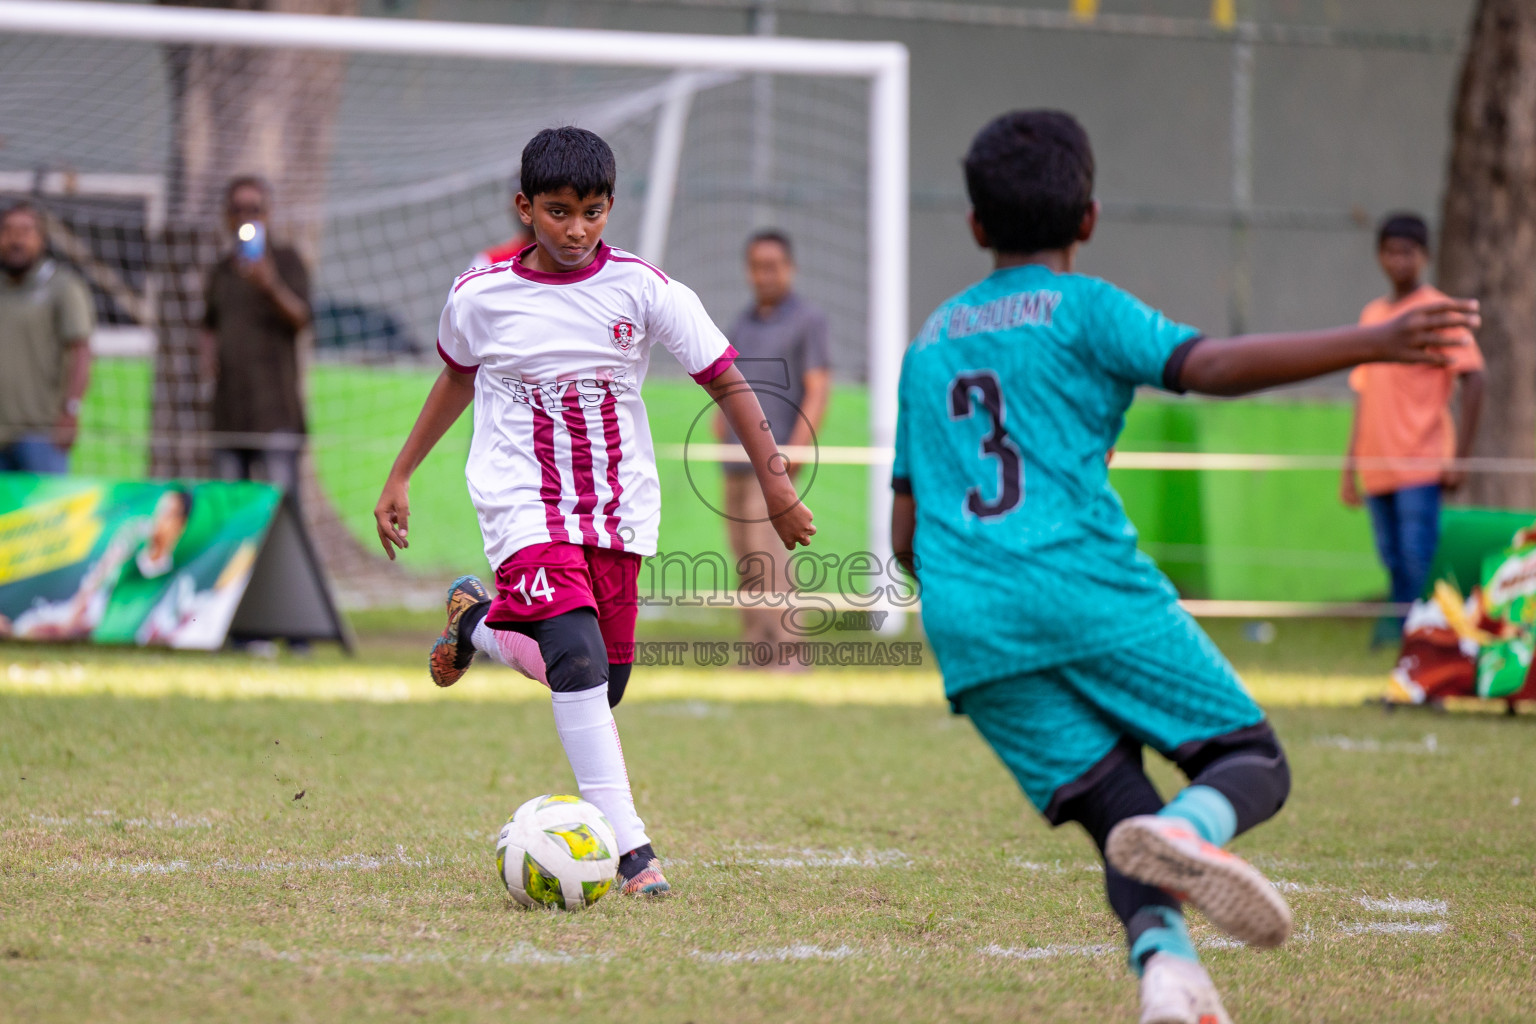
[0,474,281,650]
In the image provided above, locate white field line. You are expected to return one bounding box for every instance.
[27,812,213,830]
[260,942,609,966]
[1010,859,1104,874]
[642,700,732,718]
[1358,897,1448,916]
[1251,856,1440,873]
[49,846,450,876]
[1341,921,1448,935]
[244,920,1446,974]
[1312,734,1440,754]
[1011,863,1328,893]
[708,846,912,869]
[980,942,1117,961]
[693,944,857,964]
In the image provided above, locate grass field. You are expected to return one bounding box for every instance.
[3,618,1535,1023]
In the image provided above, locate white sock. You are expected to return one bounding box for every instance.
[471,619,548,686]
[549,684,649,855]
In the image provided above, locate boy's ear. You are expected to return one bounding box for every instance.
[1077,200,1099,244]
[514,191,534,226]
[967,210,989,250]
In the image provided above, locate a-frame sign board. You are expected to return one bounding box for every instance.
[228,495,354,653]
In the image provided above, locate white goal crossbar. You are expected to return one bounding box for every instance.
[0,0,910,582]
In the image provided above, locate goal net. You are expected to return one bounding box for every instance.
[0,1,907,606]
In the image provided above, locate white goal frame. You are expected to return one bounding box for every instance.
[0,0,910,589]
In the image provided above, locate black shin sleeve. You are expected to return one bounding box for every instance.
[606,662,632,708]
[1050,740,1180,930]
[1173,722,1291,837]
[518,609,608,694]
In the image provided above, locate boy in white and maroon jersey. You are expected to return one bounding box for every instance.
[375,127,815,896]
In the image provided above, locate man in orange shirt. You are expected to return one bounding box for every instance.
[1342,213,1484,627]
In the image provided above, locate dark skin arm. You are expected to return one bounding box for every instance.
[1341,397,1363,508]
[53,339,91,450]
[891,492,916,578]
[704,364,815,549]
[785,367,832,456]
[239,254,310,331]
[1442,369,1485,492]
[374,367,477,559]
[1178,300,1480,396]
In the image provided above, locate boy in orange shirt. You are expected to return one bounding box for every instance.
[1342,213,1485,630]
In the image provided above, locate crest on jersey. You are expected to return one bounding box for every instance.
[608,317,637,353]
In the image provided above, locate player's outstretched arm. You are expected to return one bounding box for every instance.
[1177,299,1480,397]
[373,367,476,560]
[703,364,816,550]
[891,493,917,578]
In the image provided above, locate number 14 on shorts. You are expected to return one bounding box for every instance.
[512,567,557,605]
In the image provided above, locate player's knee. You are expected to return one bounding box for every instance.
[538,611,609,694]
[1266,733,1292,813]
[606,662,632,708]
[1183,722,1291,831]
[1236,721,1290,811]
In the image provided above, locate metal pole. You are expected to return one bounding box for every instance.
[638,73,699,266]
[750,0,778,227]
[1228,26,1254,335]
[867,53,909,632]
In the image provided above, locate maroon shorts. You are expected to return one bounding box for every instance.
[488,541,641,664]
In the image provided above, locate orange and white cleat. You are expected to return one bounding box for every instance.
[428,575,490,688]
[1107,815,1292,948]
[617,843,671,896]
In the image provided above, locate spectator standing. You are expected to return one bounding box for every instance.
[1342,213,1485,628]
[0,200,94,473]
[201,176,312,493]
[718,230,832,652]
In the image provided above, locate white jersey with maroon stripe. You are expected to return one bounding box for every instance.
[437,242,737,569]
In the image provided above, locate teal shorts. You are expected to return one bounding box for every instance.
[956,609,1263,818]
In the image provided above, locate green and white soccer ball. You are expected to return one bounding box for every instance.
[496,794,619,910]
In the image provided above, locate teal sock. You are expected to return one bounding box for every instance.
[1158,784,1237,847]
[1127,905,1198,976]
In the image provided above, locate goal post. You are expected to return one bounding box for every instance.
[0,0,909,612]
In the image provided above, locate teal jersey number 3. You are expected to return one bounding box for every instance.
[892,264,1202,697]
[948,371,1023,518]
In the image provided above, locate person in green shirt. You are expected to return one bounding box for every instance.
[0,200,94,473]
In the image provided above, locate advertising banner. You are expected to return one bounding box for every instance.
[0,474,349,651]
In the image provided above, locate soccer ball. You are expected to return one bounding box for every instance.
[496,794,619,910]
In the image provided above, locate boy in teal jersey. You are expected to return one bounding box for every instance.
[891,110,1479,1024]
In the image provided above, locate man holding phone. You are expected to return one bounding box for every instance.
[201,175,311,494]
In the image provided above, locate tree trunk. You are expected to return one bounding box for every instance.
[151,0,356,478]
[153,0,407,591]
[1437,0,1536,510]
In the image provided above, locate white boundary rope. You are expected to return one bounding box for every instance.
[663,444,1536,475]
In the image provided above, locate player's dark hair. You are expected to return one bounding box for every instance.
[224,175,271,209]
[746,228,794,260]
[520,127,616,200]
[1377,212,1429,250]
[964,110,1095,255]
